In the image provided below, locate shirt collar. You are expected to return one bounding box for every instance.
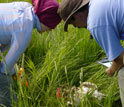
[33,13,42,32]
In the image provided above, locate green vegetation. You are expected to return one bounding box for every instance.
[0,0,123,107]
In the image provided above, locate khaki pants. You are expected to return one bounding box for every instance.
[118,67,124,107]
[0,73,16,107]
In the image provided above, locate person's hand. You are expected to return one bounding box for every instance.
[106,65,118,77]
[106,61,124,77]
[106,51,124,77]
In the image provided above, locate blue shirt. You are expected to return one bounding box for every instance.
[0,2,41,75]
[87,0,124,61]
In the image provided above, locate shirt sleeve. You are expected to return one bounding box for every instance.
[0,27,33,75]
[88,25,123,61]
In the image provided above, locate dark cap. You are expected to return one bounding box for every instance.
[57,0,90,32]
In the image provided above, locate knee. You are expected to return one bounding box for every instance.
[118,67,124,89]
[118,67,124,80]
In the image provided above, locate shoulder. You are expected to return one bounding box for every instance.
[12,2,32,8]
[12,2,34,29]
[87,0,124,30]
[87,0,111,29]
[88,0,109,14]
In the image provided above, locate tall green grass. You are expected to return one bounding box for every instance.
[18,23,121,107]
[0,0,123,107]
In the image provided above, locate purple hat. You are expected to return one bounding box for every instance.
[32,0,61,29]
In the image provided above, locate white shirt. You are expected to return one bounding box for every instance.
[0,2,41,75]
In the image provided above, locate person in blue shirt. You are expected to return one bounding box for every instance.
[0,0,61,106]
[58,0,124,106]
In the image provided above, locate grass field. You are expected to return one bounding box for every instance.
[0,0,123,107]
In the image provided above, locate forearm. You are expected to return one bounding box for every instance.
[114,50,124,67]
[0,34,32,75]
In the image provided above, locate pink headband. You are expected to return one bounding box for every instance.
[32,0,61,29]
